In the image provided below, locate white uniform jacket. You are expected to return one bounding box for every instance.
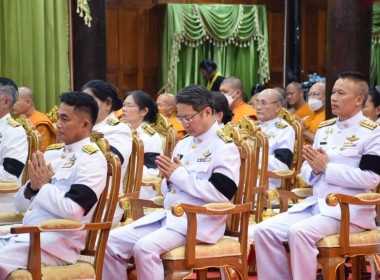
[132,122,240,244]
[0,113,28,213]
[295,112,380,229]
[93,112,132,187]
[136,121,163,178]
[12,137,107,263]
[258,117,295,189]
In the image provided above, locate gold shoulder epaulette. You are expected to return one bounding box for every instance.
[106,118,120,126]
[141,124,156,136]
[82,145,99,155]
[182,134,189,139]
[46,143,65,151]
[360,119,379,130]
[275,121,288,129]
[216,130,233,143]
[7,118,21,127]
[318,118,337,128]
[255,121,262,126]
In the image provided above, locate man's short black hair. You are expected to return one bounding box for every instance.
[176,85,214,113]
[60,91,99,126]
[0,77,18,91]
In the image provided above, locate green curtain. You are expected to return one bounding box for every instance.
[0,0,70,113]
[372,3,380,87]
[160,4,269,98]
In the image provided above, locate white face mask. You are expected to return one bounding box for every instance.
[308,98,323,111]
[224,94,234,107]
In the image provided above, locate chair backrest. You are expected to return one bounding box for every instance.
[278,107,304,172]
[150,113,178,158]
[46,105,59,124]
[16,116,42,185]
[123,129,144,194]
[236,116,269,223]
[219,122,256,232]
[82,132,121,273]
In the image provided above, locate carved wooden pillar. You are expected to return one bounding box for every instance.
[325,0,372,119]
[70,0,107,90]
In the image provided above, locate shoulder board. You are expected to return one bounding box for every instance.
[106,118,120,126]
[182,134,190,139]
[46,143,65,151]
[360,119,379,130]
[82,145,99,155]
[318,118,337,128]
[275,121,288,129]
[216,130,233,143]
[7,118,21,127]
[255,121,262,125]
[141,124,156,136]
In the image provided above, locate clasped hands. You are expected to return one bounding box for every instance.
[302,145,329,175]
[155,155,182,181]
[28,151,54,191]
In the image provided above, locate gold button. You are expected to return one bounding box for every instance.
[171,189,176,194]
[186,161,189,165]
[68,147,73,152]
[197,138,202,143]
[29,206,33,211]
[192,144,196,149]
[61,154,66,159]
[167,206,171,210]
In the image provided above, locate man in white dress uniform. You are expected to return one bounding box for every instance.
[254,71,380,280]
[103,84,241,280]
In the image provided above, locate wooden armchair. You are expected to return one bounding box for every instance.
[266,107,304,191]
[236,116,269,223]
[316,193,380,280]
[0,116,41,225]
[160,122,254,280]
[6,137,121,280]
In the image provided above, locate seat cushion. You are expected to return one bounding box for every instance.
[317,228,380,248]
[161,237,241,260]
[6,261,95,280]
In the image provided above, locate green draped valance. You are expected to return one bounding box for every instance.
[371,3,380,86]
[161,4,269,94]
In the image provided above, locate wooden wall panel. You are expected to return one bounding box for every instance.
[106,0,328,97]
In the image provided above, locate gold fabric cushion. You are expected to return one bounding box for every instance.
[204,203,235,211]
[37,219,84,231]
[0,183,20,191]
[161,237,241,260]
[0,213,24,224]
[6,261,95,280]
[272,169,294,176]
[317,228,380,248]
[152,196,164,205]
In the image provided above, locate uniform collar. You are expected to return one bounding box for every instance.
[93,112,116,129]
[336,111,363,129]
[192,121,219,144]
[261,117,281,127]
[0,113,11,123]
[64,137,91,153]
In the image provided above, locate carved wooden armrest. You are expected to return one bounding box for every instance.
[141,177,163,194]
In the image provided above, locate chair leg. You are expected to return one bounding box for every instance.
[319,257,345,280]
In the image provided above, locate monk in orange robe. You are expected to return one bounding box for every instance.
[12,87,56,152]
[219,76,257,124]
[286,82,313,119]
[156,93,186,140]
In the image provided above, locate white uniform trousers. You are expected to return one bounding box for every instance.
[0,237,68,279]
[254,204,363,280]
[103,217,186,280]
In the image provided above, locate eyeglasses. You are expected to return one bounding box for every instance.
[308,91,322,98]
[176,109,204,123]
[123,103,143,109]
[255,100,279,108]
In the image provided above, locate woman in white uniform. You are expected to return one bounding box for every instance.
[363,88,380,123]
[82,80,132,225]
[122,90,163,198]
[211,91,233,127]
